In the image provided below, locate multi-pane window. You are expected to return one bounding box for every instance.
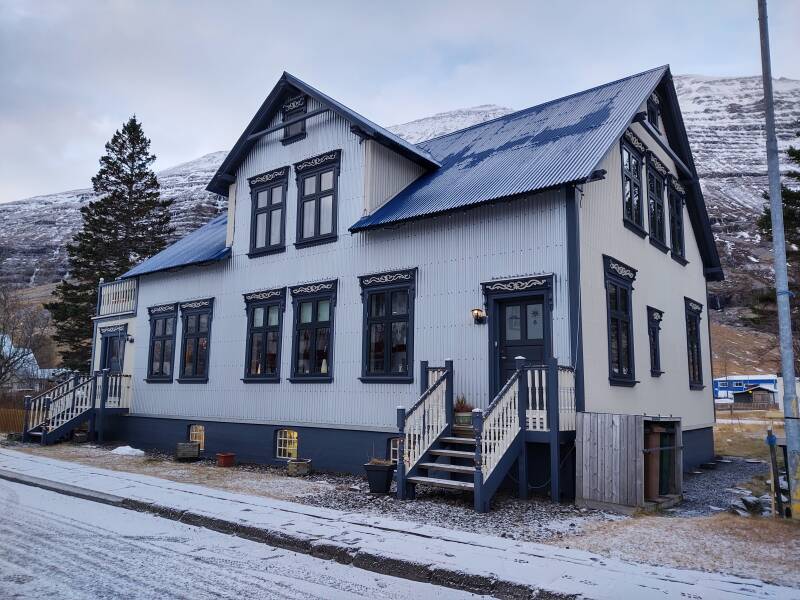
[178,299,213,383]
[647,95,660,131]
[685,298,704,389]
[389,437,401,463]
[281,95,306,144]
[243,289,285,382]
[359,270,415,382]
[147,304,177,382]
[647,307,664,377]
[295,150,340,247]
[189,424,205,451]
[276,429,298,459]
[290,281,336,382]
[647,161,667,249]
[669,180,686,262]
[604,256,637,386]
[621,138,644,232]
[248,168,287,256]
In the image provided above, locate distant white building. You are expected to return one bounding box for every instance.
[0,334,55,392]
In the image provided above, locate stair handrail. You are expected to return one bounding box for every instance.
[478,367,523,479]
[25,372,95,435]
[43,374,97,433]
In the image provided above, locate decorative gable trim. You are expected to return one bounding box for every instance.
[248,166,289,188]
[623,129,647,154]
[282,95,306,114]
[603,255,637,282]
[294,150,341,174]
[148,303,178,316]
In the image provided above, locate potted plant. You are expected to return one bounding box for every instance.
[287,458,312,476]
[363,458,396,494]
[454,395,474,427]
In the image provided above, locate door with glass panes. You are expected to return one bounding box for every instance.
[497,298,546,388]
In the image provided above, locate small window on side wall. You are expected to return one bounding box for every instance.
[189,424,205,451]
[669,178,687,264]
[281,95,307,144]
[647,94,660,131]
[647,307,664,377]
[276,429,298,459]
[620,131,647,236]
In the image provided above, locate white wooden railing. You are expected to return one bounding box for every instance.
[26,374,80,431]
[97,278,137,317]
[403,371,448,470]
[480,371,521,478]
[45,376,96,431]
[106,374,132,409]
[526,365,576,432]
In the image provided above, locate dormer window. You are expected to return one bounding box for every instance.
[282,95,307,144]
[646,94,660,131]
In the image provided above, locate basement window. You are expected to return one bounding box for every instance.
[276,429,299,459]
[188,424,205,451]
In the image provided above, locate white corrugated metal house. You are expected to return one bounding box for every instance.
[26,65,723,511]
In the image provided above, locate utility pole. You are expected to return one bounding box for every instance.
[757,0,799,519]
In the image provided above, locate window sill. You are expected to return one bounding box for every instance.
[242,376,280,384]
[145,378,173,384]
[649,237,669,253]
[359,375,414,384]
[609,377,638,387]
[623,219,648,239]
[248,246,286,259]
[288,376,333,384]
[650,370,664,378]
[671,252,688,266]
[690,383,705,391]
[281,132,307,146]
[177,377,209,384]
[294,235,338,249]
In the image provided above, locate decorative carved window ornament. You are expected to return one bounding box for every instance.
[603,255,637,282]
[294,150,341,174]
[670,177,687,196]
[282,95,306,114]
[248,166,289,188]
[647,152,669,177]
[99,324,127,334]
[180,299,212,311]
[290,280,338,298]
[148,303,177,315]
[481,274,553,294]
[359,269,416,289]
[623,129,647,154]
[243,287,286,304]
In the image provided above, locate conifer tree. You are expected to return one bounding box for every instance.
[752,122,800,369]
[46,116,174,370]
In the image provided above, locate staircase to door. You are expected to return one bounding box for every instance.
[396,359,576,512]
[23,369,131,445]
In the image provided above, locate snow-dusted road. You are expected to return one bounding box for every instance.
[0,480,482,600]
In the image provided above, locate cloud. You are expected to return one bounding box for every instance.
[1,0,798,202]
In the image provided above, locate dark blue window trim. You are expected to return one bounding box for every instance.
[289,280,337,383]
[685,297,704,390]
[647,306,664,377]
[242,288,286,383]
[603,256,638,387]
[358,269,416,384]
[669,177,687,265]
[620,130,646,236]
[146,303,178,383]
[281,95,307,145]
[646,153,668,252]
[177,298,214,384]
[294,150,341,249]
[248,167,289,257]
[647,95,660,132]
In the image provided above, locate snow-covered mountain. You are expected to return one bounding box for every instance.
[1,76,798,329]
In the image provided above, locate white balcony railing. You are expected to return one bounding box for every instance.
[97,279,137,317]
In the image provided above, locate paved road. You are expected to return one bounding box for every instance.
[0,480,482,599]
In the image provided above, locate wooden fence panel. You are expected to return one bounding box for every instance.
[0,408,24,433]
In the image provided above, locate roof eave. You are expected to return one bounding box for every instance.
[121,247,231,280]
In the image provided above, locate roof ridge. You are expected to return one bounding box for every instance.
[415,65,669,147]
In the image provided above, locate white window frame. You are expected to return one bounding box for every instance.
[276,429,298,460]
[189,424,205,451]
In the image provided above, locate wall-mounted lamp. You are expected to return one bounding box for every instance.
[126,335,135,344]
[471,308,487,324]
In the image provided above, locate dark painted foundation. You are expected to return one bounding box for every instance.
[103,414,396,474]
[682,426,714,469]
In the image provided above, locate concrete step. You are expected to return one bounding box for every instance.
[418,462,475,474]
[439,436,476,446]
[407,476,475,491]
[429,449,475,459]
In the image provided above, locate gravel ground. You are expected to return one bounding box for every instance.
[668,456,769,517]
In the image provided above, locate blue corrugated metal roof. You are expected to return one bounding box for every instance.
[350,66,667,232]
[122,214,230,279]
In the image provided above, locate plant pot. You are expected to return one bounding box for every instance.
[454,411,473,427]
[216,452,236,467]
[287,458,312,476]
[364,462,396,494]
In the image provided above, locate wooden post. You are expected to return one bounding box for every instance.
[396,407,408,500]
[41,397,51,445]
[444,359,454,435]
[419,360,429,396]
[547,358,560,503]
[767,428,784,517]
[70,371,79,412]
[516,357,529,499]
[472,408,486,512]
[97,368,110,443]
[88,371,98,441]
[22,395,31,442]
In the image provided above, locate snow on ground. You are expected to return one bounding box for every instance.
[109,445,145,456]
[0,479,482,600]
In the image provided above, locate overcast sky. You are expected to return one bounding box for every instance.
[1,0,798,203]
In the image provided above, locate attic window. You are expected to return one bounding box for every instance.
[282,95,307,144]
[647,94,660,131]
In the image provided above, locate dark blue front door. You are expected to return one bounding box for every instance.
[498,298,546,387]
